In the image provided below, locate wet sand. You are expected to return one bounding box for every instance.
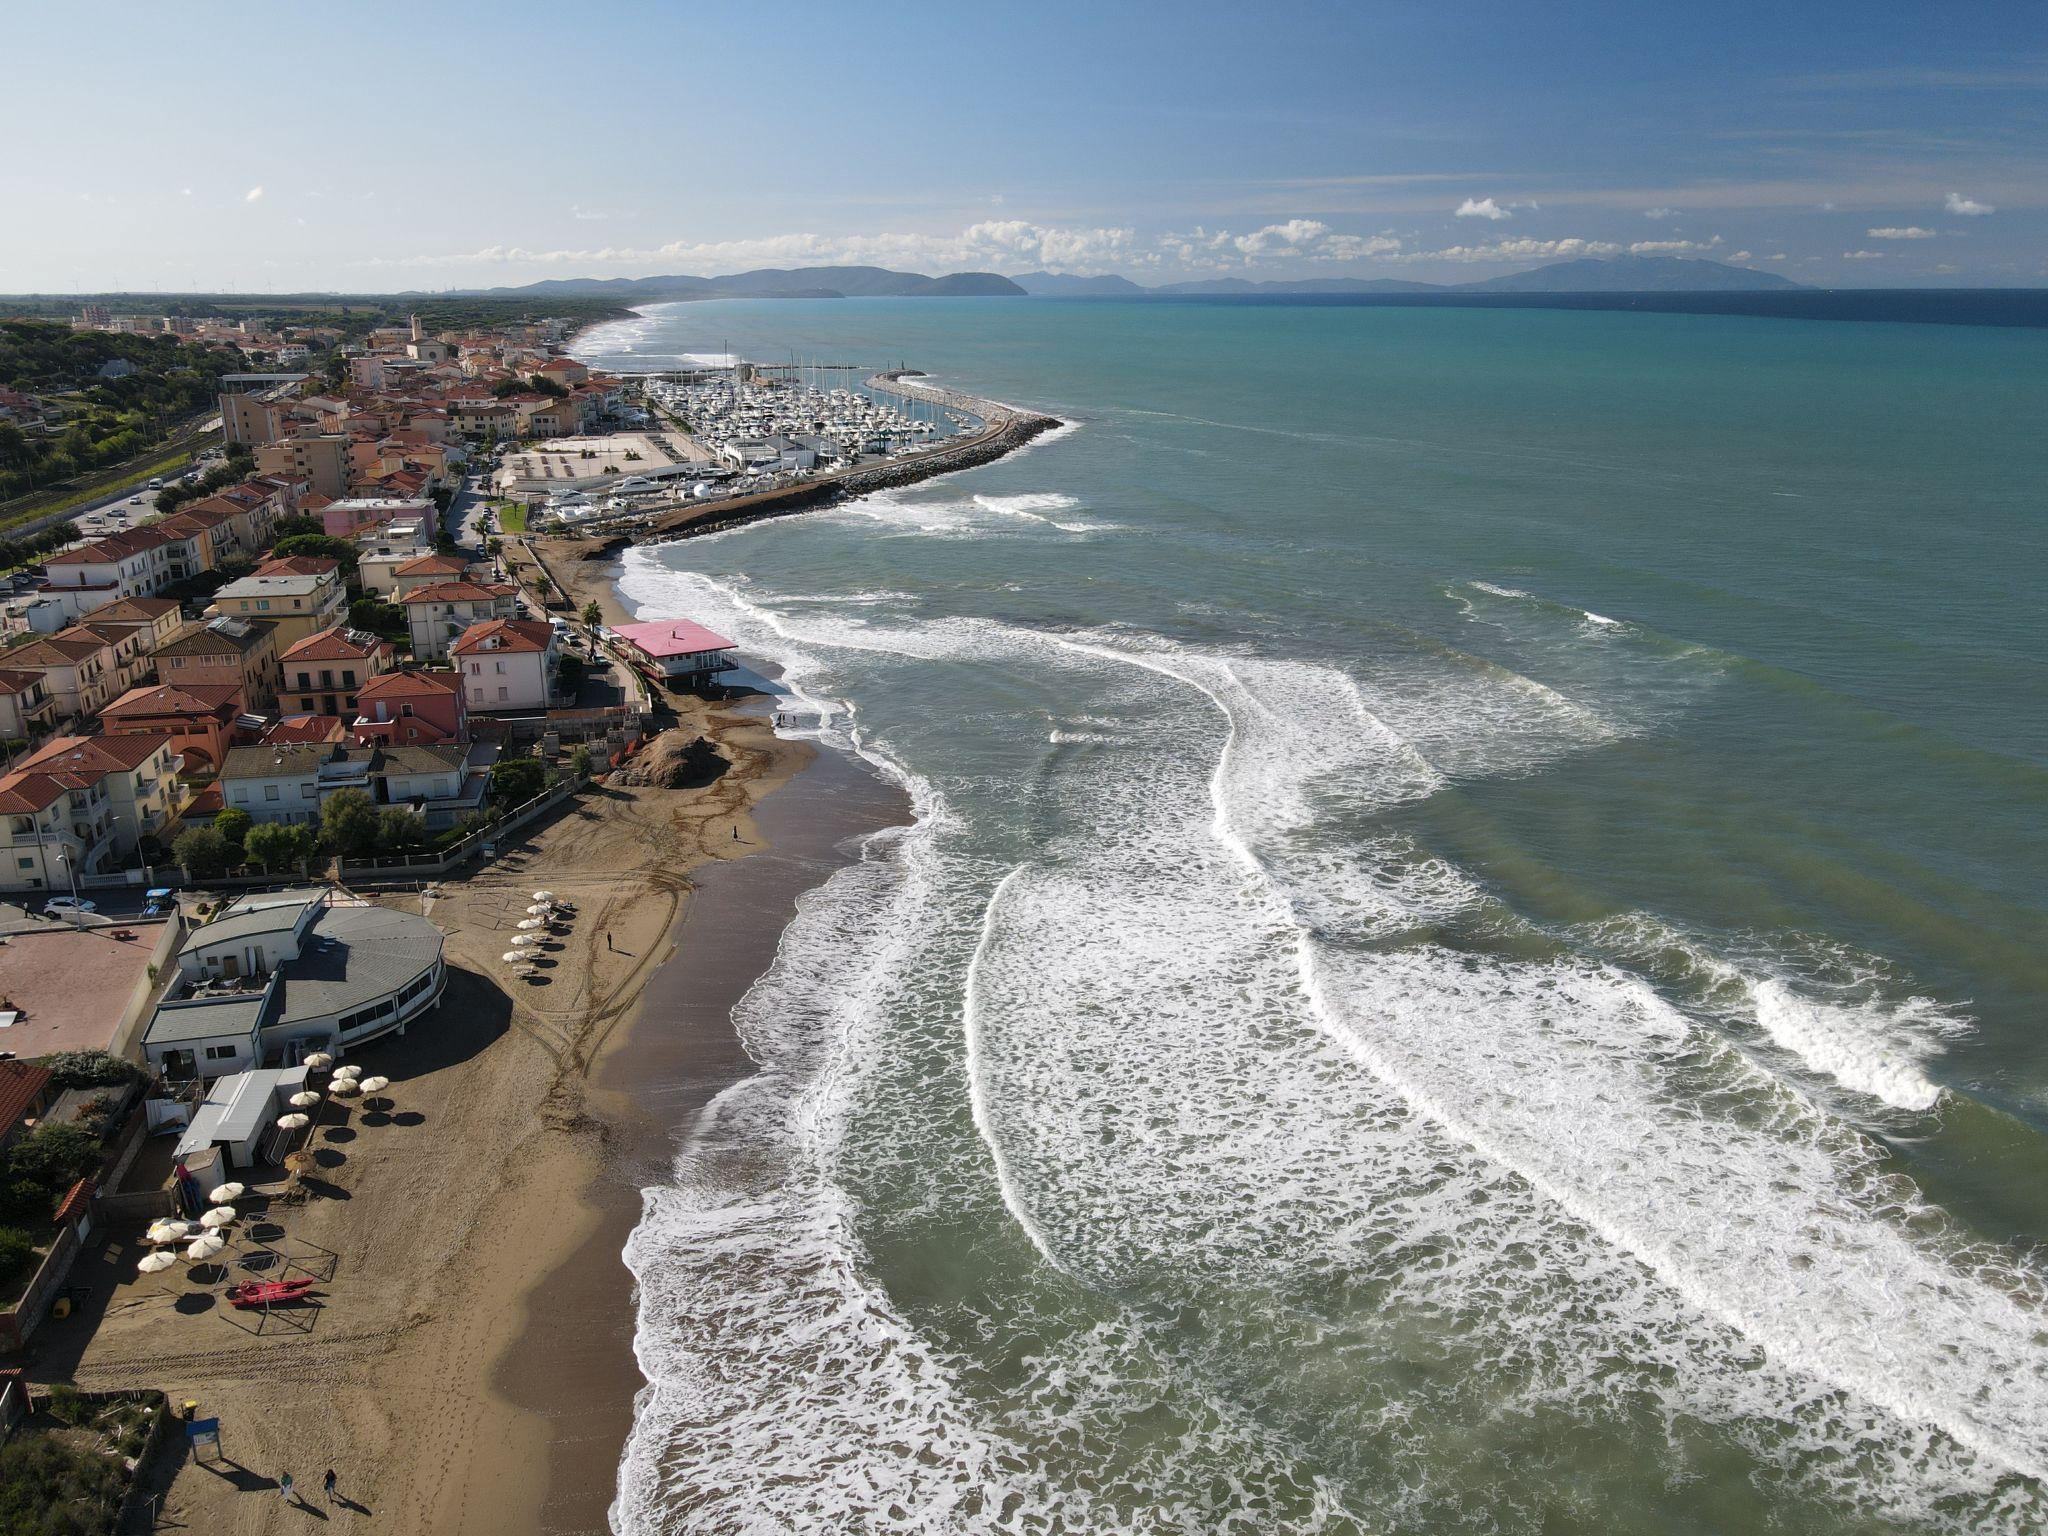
[497,735,910,1533]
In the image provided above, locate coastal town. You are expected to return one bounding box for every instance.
[0,303,854,1530]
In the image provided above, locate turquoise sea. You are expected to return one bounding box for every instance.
[576,298,2048,1535]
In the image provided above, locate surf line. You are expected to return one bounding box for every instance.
[962,864,1078,1277]
[1048,631,2048,1490]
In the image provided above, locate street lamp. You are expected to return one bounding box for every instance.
[54,850,82,928]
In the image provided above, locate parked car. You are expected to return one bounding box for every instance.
[41,896,96,917]
[141,888,175,917]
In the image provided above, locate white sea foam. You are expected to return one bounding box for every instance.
[612,551,2045,1532]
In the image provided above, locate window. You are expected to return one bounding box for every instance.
[233,787,250,803]
[264,784,280,801]
[204,1044,239,1061]
[15,856,30,870]
[256,599,271,611]
[497,687,508,702]
[296,672,311,688]
[342,670,356,686]
[299,697,314,711]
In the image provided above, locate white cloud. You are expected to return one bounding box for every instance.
[1944,191,1995,216]
[1403,237,1621,265]
[1642,207,1681,220]
[1316,233,1402,261]
[179,187,193,198]
[1627,236,1723,254]
[1867,226,1936,239]
[1842,250,1886,259]
[1231,218,1330,254]
[244,186,264,203]
[571,206,609,222]
[1767,253,1788,261]
[1455,197,1512,221]
[1730,250,1752,261]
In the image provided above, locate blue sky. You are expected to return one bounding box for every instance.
[3,0,2041,291]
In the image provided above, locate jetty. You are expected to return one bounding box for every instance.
[547,372,1060,550]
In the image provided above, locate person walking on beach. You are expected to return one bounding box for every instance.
[323,1468,337,1502]
[279,1471,295,1502]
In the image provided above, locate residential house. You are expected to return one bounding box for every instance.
[0,630,122,724]
[205,569,346,649]
[535,356,588,390]
[0,670,59,743]
[401,579,519,661]
[253,431,349,498]
[101,680,247,780]
[218,738,494,829]
[351,668,468,747]
[387,553,469,600]
[446,399,520,440]
[42,525,173,602]
[81,596,183,651]
[318,496,431,541]
[14,734,181,858]
[154,617,283,711]
[278,627,392,717]
[451,618,557,714]
[150,509,221,583]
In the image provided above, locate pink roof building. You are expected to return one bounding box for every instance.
[611,619,738,684]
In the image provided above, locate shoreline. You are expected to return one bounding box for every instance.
[494,548,913,1533]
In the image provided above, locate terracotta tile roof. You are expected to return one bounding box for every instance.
[184,781,223,815]
[44,525,169,565]
[81,597,179,625]
[103,680,246,718]
[355,667,460,700]
[255,555,340,578]
[0,1061,51,1132]
[0,668,45,697]
[280,626,388,663]
[53,1178,94,1227]
[399,580,515,605]
[1,634,108,667]
[450,618,552,657]
[0,772,70,815]
[392,554,467,578]
[19,732,170,774]
[261,714,348,745]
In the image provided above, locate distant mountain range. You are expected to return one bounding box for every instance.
[463,254,1798,305]
[1014,256,1802,297]
[461,266,1026,301]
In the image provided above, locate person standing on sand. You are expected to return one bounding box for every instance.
[279,1471,295,1502]
[324,1468,338,1502]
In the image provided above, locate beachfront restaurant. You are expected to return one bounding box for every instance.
[141,888,446,1081]
[609,618,738,689]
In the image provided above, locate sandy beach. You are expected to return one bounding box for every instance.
[42,546,907,1533]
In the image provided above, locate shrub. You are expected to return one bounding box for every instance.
[488,757,548,806]
[376,807,426,854]
[319,787,380,857]
[9,1124,100,1191]
[40,1051,130,1091]
[570,745,593,781]
[0,1229,36,1286]
[243,821,315,874]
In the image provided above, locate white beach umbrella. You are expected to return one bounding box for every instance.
[357,1076,390,1094]
[303,1051,334,1070]
[330,1078,363,1098]
[276,1112,310,1131]
[532,890,554,902]
[525,903,553,916]
[186,1233,226,1261]
[137,1250,177,1275]
[332,1064,362,1080]
[516,917,545,930]
[146,1219,193,1244]
[288,1090,321,1109]
[501,951,528,965]
[207,1182,246,1204]
[199,1206,237,1230]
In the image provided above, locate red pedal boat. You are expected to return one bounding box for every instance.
[225,1278,318,1309]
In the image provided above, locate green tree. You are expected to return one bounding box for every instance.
[488,757,548,806]
[40,1050,132,1090]
[270,532,358,581]
[0,1228,34,1285]
[570,744,593,781]
[376,806,427,854]
[172,825,230,879]
[319,787,381,857]
[580,601,602,628]
[244,821,312,873]
[214,807,252,849]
